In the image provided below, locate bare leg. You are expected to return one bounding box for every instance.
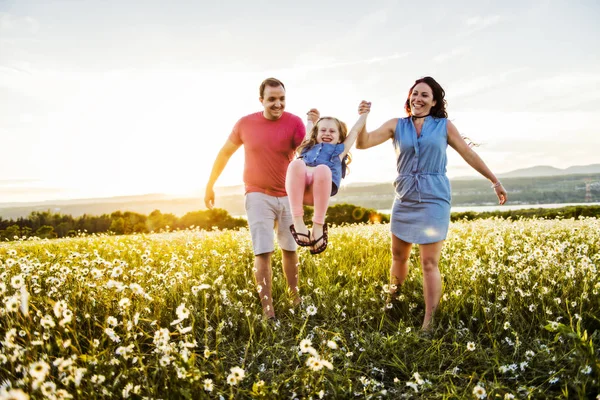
[389,235,412,298]
[285,160,311,243]
[311,165,332,247]
[281,249,301,305]
[254,252,275,318]
[419,241,444,330]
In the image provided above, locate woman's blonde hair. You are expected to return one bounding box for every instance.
[297,116,352,173]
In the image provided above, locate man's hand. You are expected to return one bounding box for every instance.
[307,108,320,124]
[204,186,215,209]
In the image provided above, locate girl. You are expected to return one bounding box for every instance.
[285,101,371,255]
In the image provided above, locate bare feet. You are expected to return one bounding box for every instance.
[291,295,302,307]
[263,305,275,320]
[421,307,436,332]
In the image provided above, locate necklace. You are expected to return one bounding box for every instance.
[411,114,429,121]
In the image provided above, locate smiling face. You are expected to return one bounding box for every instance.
[260,85,285,120]
[316,118,342,144]
[409,82,437,117]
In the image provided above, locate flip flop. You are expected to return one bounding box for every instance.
[289,224,314,247]
[310,224,328,255]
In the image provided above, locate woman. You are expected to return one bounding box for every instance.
[356,76,507,330]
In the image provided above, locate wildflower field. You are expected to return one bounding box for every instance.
[1,218,599,399]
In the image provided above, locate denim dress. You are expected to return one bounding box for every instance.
[299,143,347,196]
[391,117,451,244]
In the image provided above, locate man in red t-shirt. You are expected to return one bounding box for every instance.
[205,77,307,319]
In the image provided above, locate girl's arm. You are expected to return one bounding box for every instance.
[339,101,371,159]
[305,108,320,141]
[447,120,507,205]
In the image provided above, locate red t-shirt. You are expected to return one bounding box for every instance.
[228,111,306,197]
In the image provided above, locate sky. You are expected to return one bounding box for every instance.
[1,0,599,203]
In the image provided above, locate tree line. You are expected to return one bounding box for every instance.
[0,209,246,241]
[2,204,598,242]
[450,205,600,221]
[0,204,389,241]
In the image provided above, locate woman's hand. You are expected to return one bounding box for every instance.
[494,184,507,205]
[358,100,371,114]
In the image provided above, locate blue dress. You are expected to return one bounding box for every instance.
[391,116,451,244]
[299,143,347,196]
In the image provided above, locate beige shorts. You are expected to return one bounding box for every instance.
[245,192,297,255]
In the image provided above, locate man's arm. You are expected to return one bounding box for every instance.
[204,139,240,209]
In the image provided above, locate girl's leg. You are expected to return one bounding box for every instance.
[310,165,332,243]
[285,159,311,243]
[389,235,412,298]
[418,241,444,331]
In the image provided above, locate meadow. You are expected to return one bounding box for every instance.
[0,218,599,399]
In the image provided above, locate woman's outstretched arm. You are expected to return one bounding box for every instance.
[355,108,396,150]
[447,120,507,205]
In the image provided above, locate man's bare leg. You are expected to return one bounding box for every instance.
[281,249,301,306]
[254,252,275,318]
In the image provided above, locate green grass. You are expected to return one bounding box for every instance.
[0,218,599,399]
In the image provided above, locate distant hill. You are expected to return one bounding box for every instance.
[451,163,600,180]
[1,166,599,219]
[0,193,171,209]
[498,164,600,178]
[0,188,242,219]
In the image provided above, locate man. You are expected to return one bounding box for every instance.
[204,77,307,319]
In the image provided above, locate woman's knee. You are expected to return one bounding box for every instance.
[421,257,439,274]
[391,246,410,264]
[391,237,411,262]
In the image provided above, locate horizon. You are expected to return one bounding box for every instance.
[1,1,599,203]
[2,162,599,206]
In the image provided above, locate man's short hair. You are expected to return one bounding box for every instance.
[259,78,285,98]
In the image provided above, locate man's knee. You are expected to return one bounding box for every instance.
[281,249,298,263]
[254,252,273,266]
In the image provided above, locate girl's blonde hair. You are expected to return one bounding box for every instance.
[296,116,353,172]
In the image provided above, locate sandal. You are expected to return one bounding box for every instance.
[310,224,328,255]
[290,225,314,247]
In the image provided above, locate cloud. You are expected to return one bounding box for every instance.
[447,67,529,99]
[527,73,600,92]
[458,14,502,37]
[433,46,471,63]
[280,52,410,75]
[0,12,40,34]
[0,63,32,75]
[524,73,600,111]
[466,15,502,27]
[0,179,42,187]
